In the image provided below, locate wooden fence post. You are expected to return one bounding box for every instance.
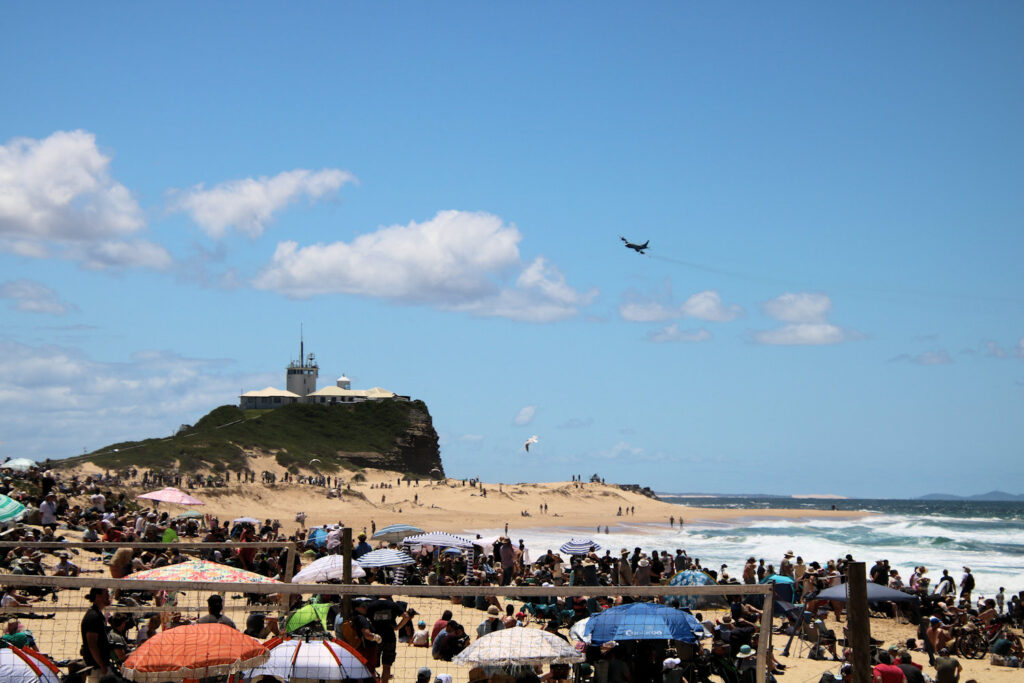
[342,527,353,618]
[847,562,872,683]
[283,541,297,583]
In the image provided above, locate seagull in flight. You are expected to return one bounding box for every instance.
[524,436,539,452]
[310,458,322,465]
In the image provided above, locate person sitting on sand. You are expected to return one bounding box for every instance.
[926,617,954,654]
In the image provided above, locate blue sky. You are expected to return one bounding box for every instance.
[2,3,1023,497]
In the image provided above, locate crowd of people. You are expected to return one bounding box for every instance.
[0,460,1022,683]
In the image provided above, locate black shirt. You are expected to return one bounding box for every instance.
[898,663,925,683]
[367,598,403,642]
[80,606,111,668]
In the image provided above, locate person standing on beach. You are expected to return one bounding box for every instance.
[80,587,112,682]
[959,567,974,605]
[617,550,633,586]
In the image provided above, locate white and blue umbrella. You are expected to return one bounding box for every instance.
[3,458,36,472]
[0,494,26,523]
[666,569,724,609]
[559,538,600,555]
[402,531,475,549]
[292,555,365,582]
[354,549,415,568]
[372,524,424,544]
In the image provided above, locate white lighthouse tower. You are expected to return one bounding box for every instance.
[286,332,318,397]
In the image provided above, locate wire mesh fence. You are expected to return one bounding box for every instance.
[0,542,774,683]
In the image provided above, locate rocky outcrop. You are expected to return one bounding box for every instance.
[617,484,660,500]
[336,403,443,476]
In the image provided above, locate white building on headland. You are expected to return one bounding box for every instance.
[239,339,407,410]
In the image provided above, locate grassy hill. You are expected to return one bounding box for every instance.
[55,400,442,476]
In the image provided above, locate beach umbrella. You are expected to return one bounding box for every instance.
[472,535,502,548]
[136,487,205,506]
[0,645,62,683]
[454,628,584,667]
[308,527,328,548]
[569,616,591,644]
[371,523,424,544]
[354,549,415,568]
[2,458,36,472]
[665,570,724,609]
[128,558,280,584]
[292,554,366,582]
[173,510,205,520]
[402,531,475,548]
[121,623,270,681]
[809,582,920,605]
[584,602,703,645]
[241,636,372,682]
[761,574,797,604]
[286,603,334,633]
[0,493,26,523]
[558,538,600,555]
[233,516,261,525]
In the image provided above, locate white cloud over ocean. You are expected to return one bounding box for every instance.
[256,210,596,322]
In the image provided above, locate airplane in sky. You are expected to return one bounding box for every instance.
[620,236,649,254]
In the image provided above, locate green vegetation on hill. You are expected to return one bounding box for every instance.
[61,400,438,475]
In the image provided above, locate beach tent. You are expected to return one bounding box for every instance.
[454,627,583,667]
[666,570,725,609]
[761,574,797,604]
[286,603,334,633]
[810,582,919,605]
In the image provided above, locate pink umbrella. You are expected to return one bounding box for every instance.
[137,487,205,506]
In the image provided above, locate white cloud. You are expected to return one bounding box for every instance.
[890,350,953,366]
[0,130,171,270]
[761,292,832,323]
[752,322,849,346]
[0,340,274,460]
[171,168,356,238]
[648,325,712,344]
[680,291,743,322]
[513,405,537,426]
[557,417,593,430]
[620,282,742,323]
[256,210,595,322]
[0,279,74,315]
[459,434,484,442]
[754,292,859,346]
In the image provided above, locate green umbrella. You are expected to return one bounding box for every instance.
[285,603,333,633]
[0,493,25,523]
[174,510,204,520]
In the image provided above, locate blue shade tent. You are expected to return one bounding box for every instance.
[559,539,601,555]
[584,602,703,645]
[665,570,725,609]
[372,524,424,544]
[308,527,328,548]
[354,549,415,568]
[810,582,920,605]
[761,574,796,604]
[402,531,475,549]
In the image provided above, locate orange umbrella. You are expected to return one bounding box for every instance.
[121,623,270,682]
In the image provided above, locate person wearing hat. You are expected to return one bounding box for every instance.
[477,604,505,638]
[412,619,430,647]
[633,557,651,586]
[958,567,974,604]
[468,667,489,683]
[81,587,112,681]
[39,492,58,531]
[354,533,373,559]
[416,667,432,683]
[617,550,633,586]
[54,551,80,577]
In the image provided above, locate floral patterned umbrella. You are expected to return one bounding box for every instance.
[127,558,280,584]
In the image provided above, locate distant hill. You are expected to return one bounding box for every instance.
[919,491,1024,502]
[51,400,443,476]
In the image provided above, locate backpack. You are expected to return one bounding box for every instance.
[339,618,363,649]
[963,573,975,591]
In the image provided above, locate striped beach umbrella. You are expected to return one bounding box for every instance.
[0,493,26,523]
[242,636,372,681]
[559,538,601,555]
[402,531,475,549]
[371,523,424,544]
[352,549,415,568]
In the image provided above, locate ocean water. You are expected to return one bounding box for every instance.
[472,497,1024,598]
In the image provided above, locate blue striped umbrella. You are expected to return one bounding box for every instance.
[372,524,424,544]
[354,549,415,568]
[0,494,25,523]
[559,538,601,555]
[402,531,475,549]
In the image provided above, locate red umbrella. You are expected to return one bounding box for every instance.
[121,623,269,682]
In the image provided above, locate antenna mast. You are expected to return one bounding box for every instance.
[300,324,304,367]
